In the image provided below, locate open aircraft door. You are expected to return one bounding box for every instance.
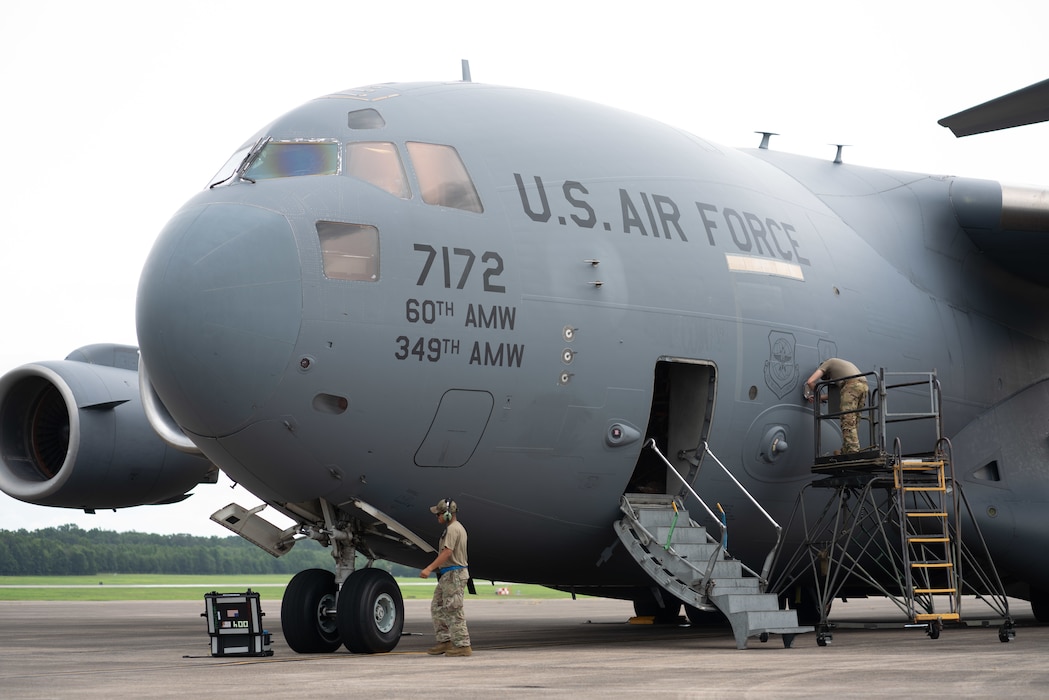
[627,359,716,495]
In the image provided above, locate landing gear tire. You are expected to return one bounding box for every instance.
[338,568,405,653]
[1031,587,1049,623]
[282,568,341,653]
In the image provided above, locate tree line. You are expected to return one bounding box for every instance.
[0,524,418,577]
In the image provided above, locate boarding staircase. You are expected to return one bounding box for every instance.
[614,442,810,649]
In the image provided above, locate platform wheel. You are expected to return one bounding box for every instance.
[816,623,832,647]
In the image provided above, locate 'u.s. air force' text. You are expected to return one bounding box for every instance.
[514,173,811,266]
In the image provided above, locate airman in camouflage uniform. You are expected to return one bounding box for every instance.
[420,498,471,656]
[805,357,869,454]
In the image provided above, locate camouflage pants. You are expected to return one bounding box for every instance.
[431,568,471,647]
[840,379,868,453]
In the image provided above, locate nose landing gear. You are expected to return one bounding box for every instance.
[282,567,405,654]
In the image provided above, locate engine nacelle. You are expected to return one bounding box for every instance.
[0,344,215,510]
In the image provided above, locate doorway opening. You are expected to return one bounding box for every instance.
[625,359,717,496]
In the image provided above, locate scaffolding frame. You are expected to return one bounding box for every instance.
[770,368,1013,645]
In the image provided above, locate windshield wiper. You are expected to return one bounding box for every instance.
[236,136,271,184]
[208,136,270,189]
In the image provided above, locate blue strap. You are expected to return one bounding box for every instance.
[439,565,466,576]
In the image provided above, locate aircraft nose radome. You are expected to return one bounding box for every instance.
[136,202,302,438]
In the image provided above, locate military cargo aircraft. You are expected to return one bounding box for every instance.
[2,72,1048,651]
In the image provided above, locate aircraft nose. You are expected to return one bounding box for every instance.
[136,202,302,437]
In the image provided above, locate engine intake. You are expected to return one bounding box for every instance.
[0,345,215,510]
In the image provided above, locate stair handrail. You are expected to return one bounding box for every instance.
[644,439,721,525]
[875,369,943,456]
[637,442,728,594]
[644,438,783,587]
[699,440,784,586]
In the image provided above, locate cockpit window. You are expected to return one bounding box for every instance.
[346,142,410,199]
[243,141,340,180]
[347,109,386,129]
[317,221,379,282]
[405,142,483,213]
[207,144,253,188]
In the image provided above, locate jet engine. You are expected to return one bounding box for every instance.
[0,344,215,510]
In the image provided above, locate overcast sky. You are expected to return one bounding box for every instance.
[2,0,1047,536]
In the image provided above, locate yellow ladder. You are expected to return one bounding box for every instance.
[895,459,959,623]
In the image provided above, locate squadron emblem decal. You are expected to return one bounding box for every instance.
[764,331,799,399]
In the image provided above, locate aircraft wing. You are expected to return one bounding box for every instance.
[939,78,1049,137]
[934,77,1049,282]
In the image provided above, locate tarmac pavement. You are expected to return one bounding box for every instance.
[0,595,1043,698]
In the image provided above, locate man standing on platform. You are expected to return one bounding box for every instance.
[805,357,868,454]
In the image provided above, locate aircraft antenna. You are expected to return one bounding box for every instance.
[831,144,849,164]
[461,59,472,83]
[755,131,777,149]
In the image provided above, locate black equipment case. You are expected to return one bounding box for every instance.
[202,590,273,656]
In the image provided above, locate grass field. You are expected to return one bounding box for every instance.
[0,574,579,601]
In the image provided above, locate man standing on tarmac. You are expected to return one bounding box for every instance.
[420,498,472,656]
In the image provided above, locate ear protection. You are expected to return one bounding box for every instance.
[443,498,453,522]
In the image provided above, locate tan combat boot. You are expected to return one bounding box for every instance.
[426,641,452,655]
[445,645,472,656]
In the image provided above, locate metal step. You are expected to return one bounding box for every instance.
[710,592,781,613]
[708,593,809,649]
[707,577,762,595]
[669,542,722,561]
[651,525,710,543]
[669,558,743,585]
